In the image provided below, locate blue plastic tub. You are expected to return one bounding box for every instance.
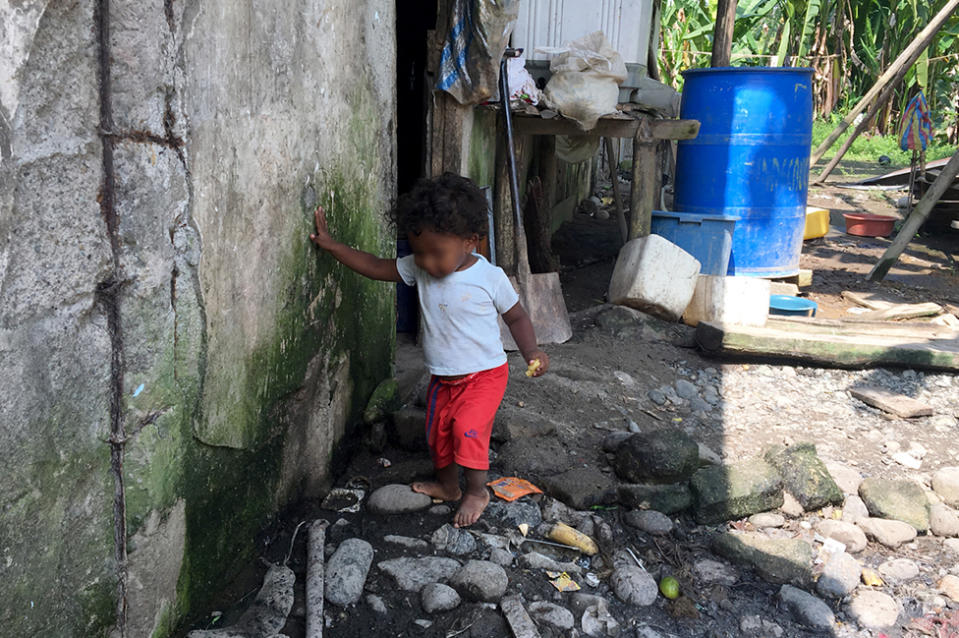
[769,295,817,317]
[674,67,814,278]
[651,211,738,276]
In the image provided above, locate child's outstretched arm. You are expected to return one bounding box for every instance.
[310,205,401,282]
[502,302,549,377]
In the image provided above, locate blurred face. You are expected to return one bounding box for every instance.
[407,228,478,278]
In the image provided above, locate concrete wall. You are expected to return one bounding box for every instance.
[0,1,396,636]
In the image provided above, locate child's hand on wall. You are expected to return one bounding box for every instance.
[309,205,334,249]
[525,351,549,377]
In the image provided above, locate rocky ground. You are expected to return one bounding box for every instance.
[179,165,959,638]
[183,305,959,638]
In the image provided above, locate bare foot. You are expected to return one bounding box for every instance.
[453,489,490,528]
[411,481,461,502]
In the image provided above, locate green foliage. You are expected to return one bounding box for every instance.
[811,115,956,167]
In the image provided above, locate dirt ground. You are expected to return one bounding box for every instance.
[177,164,959,638]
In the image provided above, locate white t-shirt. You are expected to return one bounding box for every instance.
[396,253,519,376]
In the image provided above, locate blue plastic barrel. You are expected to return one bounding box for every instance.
[674,67,813,278]
[651,211,738,276]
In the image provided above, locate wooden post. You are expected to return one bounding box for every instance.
[811,0,959,165]
[711,0,738,68]
[813,63,910,183]
[629,120,658,239]
[868,149,959,282]
[604,137,628,243]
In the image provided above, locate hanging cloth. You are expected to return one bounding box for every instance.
[898,91,933,152]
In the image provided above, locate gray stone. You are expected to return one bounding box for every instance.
[842,495,870,524]
[611,565,658,606]
[420,583,461,614]
[390,406,428,451]
[857,517,917,548]
[825,461,863,496]
[603,430,634,452]
[188,564,295,638]
[933,467,959,507]
[816,551,861,599]
[367,484,432,514]
[778,585,835,631]
[647,389,667,406]
[539,497,579,525]
[624,510,673,535]
[692,559,738,586]
[816,520,868,553]
[930,503,959,537]
[325,538,374,606]
[739,615,784,637]
[690,460,784,524]
[941,574,959,602]
[859,477,929,532]
[617,483,692,515]
[431,524,477,556]
[945,538,959,555]
[749,512,785,529]
[528,601,574,630]
[568,593,609,618]
[613,429,700,483]
[764,444,843,510]
[518,551,582,574]
[780,492,805,517]
[846,590,902,629]
[541,466,615,510]
[712,532,813,586]
[378,557,462,592]
[674,379,699,401]
[484,499,542,528]
[449,560,508,602]
[488,548,513,567]
[698,443,722,466]
[366,594,388,614]
[877,558,919,582]
[492,408,556,443]
[429,504,453,516]
[383,534,429,551]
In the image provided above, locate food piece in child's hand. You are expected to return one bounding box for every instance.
[525,359,542,377]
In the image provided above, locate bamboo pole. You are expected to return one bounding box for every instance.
[812,63,909,183]
[711,0,738,68]
[811,0,959,165]
[868,148,959,282]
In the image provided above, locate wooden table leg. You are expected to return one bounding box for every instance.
[629,120,657,240]
[604,137,628,244]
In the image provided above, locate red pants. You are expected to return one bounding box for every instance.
[424,363,509,470]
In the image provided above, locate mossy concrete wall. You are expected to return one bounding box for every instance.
[0,1,396,636]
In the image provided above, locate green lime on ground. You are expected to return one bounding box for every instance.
[659,576,680,599]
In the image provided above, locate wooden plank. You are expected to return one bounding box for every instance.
[767,316,958,339]
[849,386,934,418]
[510,112,700,141]
[604,137,628,244]
[306,520,329,638]
[695,319,959,372]
[501,595,542,638]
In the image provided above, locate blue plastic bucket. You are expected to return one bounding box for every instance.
[674,67,814,278]
[651,211,738,275]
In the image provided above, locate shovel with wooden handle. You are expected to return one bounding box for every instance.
[498,49,572,349]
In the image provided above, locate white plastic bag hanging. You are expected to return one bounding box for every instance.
[537,31,627,131]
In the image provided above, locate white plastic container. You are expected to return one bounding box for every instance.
[513,0,654,66]
[682,275,771,327]
[608,234,700,321]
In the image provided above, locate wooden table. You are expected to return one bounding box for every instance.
[509,109,700,240]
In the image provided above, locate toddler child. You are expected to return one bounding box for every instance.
[309,172,548,527]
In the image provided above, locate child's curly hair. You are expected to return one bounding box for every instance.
[393,173,488,239]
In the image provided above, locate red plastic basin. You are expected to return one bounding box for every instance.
[842,213,896,237]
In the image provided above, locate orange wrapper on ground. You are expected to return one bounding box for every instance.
[547,571,581,592]
[487,476,543,502]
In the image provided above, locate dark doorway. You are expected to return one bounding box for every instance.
[395,1,437,194]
